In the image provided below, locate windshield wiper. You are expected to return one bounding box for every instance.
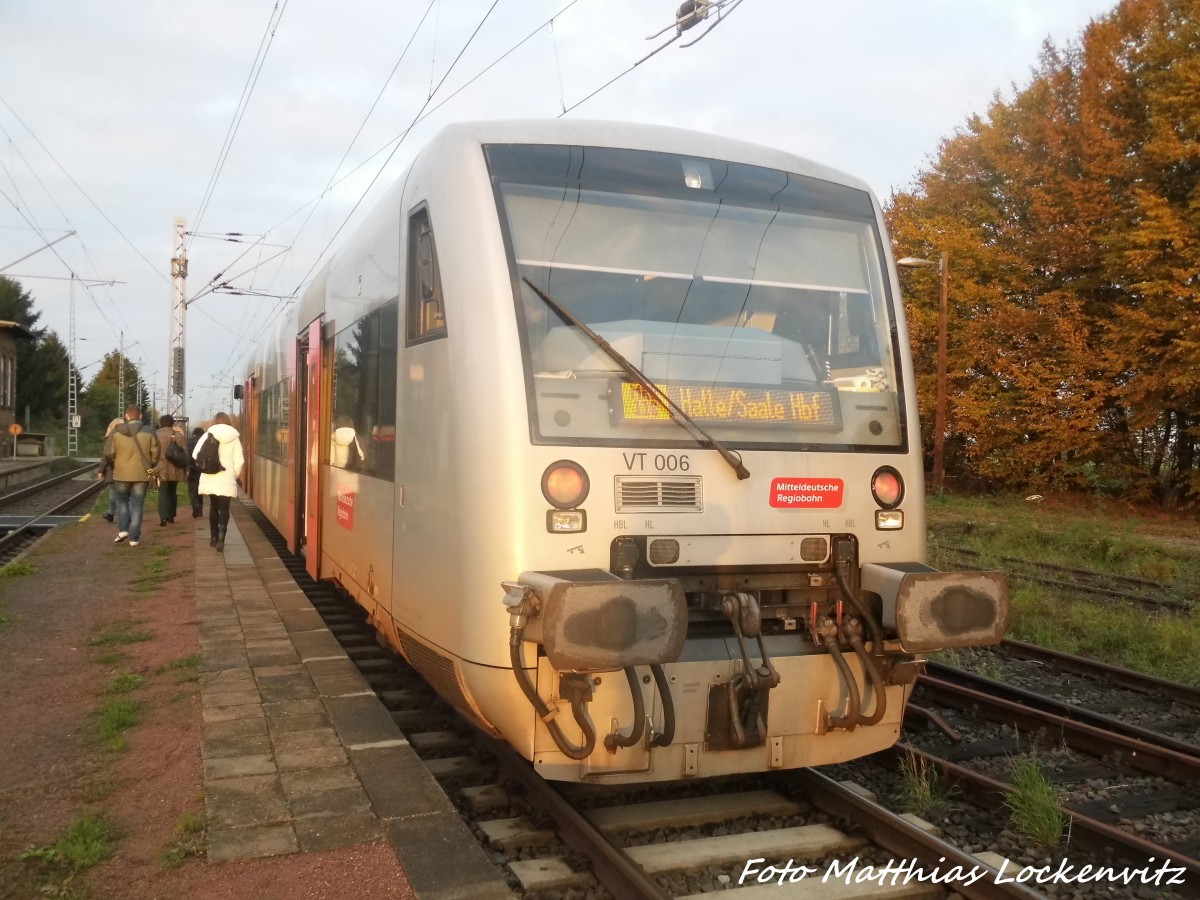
[523,277,750,481]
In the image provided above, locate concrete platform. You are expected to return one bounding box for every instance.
[198,501,513,899]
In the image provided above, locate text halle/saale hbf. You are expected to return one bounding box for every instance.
[622,383,833,425]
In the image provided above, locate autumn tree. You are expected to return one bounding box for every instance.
[887,0,1200,504]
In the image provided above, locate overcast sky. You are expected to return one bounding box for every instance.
[0,0,1116,425]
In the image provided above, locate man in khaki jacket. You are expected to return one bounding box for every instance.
[103,404,160,547]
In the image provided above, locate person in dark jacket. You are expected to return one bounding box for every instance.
[186,426,204,518]
[155,414,189,526]
[102,404,160,547]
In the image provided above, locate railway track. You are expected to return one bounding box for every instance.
[938,545,1184,611]
[930,640,1200,759]
[0,462,104,565]
[900,675,1200,896]
[245,505,1091,900]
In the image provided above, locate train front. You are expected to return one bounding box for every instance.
[483,138,1008,782]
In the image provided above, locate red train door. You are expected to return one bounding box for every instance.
[303,317,323,581]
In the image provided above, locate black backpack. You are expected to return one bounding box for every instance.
[195,432,225,475]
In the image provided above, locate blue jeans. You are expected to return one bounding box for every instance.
[112,481,148,541]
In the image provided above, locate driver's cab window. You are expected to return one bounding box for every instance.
[406,206,446,344]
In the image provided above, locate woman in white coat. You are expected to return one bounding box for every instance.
[193,411,245,552]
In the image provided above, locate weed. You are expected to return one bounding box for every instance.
[89,619,154,647]
[19,812,116,869]
[897,748,953,815]
[158,652,201,673]
[158,653,201,684]
[158,810,206,869]
[0,561,37,577]
[96,696,141,751]
[93,650,128,666]
[105,672,145,695]
[1005,751,1067,847]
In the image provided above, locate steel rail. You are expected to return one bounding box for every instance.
[939,545,1182,611]
[881,745,1200,897]
[915,675,1200,785]
[483,734,671,900]
[791,769,1046,899]
[1000,638,1200,708]
[925,661,1200,760]
[0,479,105,556]
[0,462,99,507]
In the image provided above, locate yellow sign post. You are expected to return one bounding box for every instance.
[8,422,22,458]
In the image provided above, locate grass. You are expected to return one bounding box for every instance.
[158,810,206,869]
[0,561,37,577]
[19,811,117,870]
[96,696,142,751]
[157,652,201,684]
[89,619,154,647]
[1005,750,1067,847]
[130,546,184,594]
[896,748,954,816]
[105,672,145,694]
[928,493,1200,684]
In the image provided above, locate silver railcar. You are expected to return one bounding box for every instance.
[243,120,1008,783]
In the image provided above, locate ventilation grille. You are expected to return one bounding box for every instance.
[615,476,702,513]
[399,633,472,715]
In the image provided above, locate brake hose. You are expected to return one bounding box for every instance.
[509,626,595,760]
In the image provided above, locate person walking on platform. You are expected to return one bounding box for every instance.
[193,412,244,553]
[186,426,204,518]
[103,404,160,547]
[155,414,189,526]
[97,417,124,522]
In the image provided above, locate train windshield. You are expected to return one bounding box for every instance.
[487,144,905,451]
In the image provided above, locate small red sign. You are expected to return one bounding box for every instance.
[770,477,844,509]
[336,490,356,530]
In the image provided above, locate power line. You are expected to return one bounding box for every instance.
[189,0,290,248]
[291,0,503,296]
[0,137,133,336]
[275,0,437,279]
[560,0,747,117]
[0,92,170,288]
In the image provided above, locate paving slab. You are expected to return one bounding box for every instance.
[194,503,511,897]
[207,824,298,861]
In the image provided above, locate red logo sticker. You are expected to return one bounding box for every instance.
[770,477,844,509]
[336,491,356,530]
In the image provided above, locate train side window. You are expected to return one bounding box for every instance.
[406,206,446,344]
[256,378,290,464]
[332,299,398,480]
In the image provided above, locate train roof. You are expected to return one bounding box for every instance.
[421,119,875,197]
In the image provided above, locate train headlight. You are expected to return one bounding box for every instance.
[542,460,590,509]
[876,509,904,530]
[870,466,904,509]
[547,510,586,533]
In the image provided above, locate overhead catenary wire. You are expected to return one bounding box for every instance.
[189,0,290,250]
[0,92,170,289]
[272,0,437,283]
[0,145,134,336]
[559,0,747,117]
[290,0,502,297]
[202,0,584,399]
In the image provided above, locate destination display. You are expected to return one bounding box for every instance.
[617,381,840,429]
